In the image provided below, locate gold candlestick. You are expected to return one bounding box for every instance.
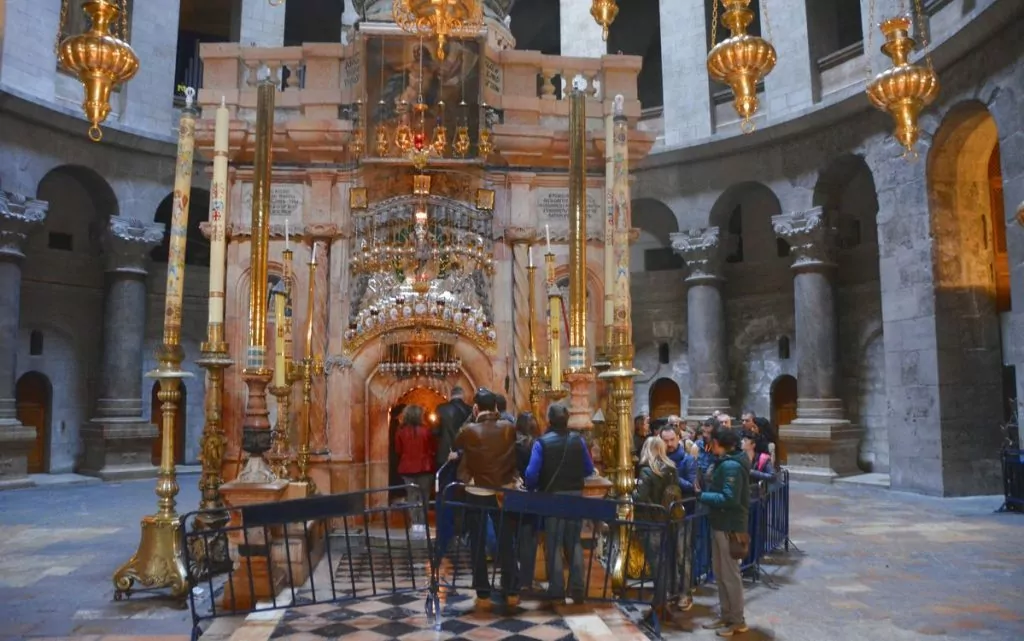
[268,361,300,480]
[517,258,550,427]
[191,324,233,578]
[113,89,197,599]
[297,247,323,494]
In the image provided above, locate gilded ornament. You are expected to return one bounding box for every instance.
[706,0,777,133]
[57,0,139,141]
[590,0,618,41]
[392,0,484,61]
[865,16,939,157]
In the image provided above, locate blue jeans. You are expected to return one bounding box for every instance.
[543,491,585,600]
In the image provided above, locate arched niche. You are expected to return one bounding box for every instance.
[632,198,681,272]
[926,101,1007,489]
[708,181,783,266]
[813,154,881,285]
[649,377,681,420]
[151,188,211,266]
[16,371,52,474]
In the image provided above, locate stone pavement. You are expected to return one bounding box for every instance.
[0,477,1022,640]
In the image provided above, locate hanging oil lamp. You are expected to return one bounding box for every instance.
[350,100,365,158]
[57,0,139,142]
[453,101,471,158]
[706,0,777,133]
[394,101,413,154]
[478,103,495,157]
[431,101,449,157]
[865,16,939,157]
[590,0,618,41]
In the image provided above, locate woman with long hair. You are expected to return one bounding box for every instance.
[633,436,676,622]
[394,404,437,535]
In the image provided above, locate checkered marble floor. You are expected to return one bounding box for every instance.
[270,592,578,641]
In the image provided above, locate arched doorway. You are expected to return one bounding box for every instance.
[16,372,51,474]
[927,101,1007,488]
[649,378,681,420]
[770,375,797,464]
[150,383,187,466]
[388,387,447,500]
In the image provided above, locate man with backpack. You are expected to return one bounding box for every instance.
[524,403,595,606]
[697,426,751,637]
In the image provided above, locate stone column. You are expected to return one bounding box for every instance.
[659,0,713,144]
[506,227,534,412]
[0,188,47,489]
[772,207,861,481]
[80,216,165,480]
[560,0,606,58]
[671,226,729,424]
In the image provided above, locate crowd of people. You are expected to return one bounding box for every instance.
[390,386,781,637]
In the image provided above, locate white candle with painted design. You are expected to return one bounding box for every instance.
[164,88,197,344]
[207,96,229,325]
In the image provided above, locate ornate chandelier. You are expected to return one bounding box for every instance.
[379,336,463,378]
[392,0,484,61]
[56,0,139,142]
[706,0,777,133]
[865,7,939,158]
[590,0,618,41]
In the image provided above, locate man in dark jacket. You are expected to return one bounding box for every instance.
[434,386,473,469]
[454,388,518,609]
[698,426,751,637]
[524,404,595,605]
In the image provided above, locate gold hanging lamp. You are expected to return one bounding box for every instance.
[706,0,777,133]
[56,0,139,142]
[590,0,618,41]
[392,0,484,61]
[865,8,939,158]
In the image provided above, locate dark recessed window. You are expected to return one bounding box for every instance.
[778,335,790,360]
[644,247,684,271]
[726,206,744,263]
[48,232,73,251]
[30,330,43,356]
[776,237,791,258]
[658,343,670,364]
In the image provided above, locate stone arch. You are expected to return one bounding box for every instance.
[36,165,118,218]
[30,165,118,269]
[926,100,1006,491]
[649,377,681,420]
[16,371,52,474]
[632,198,681,272]
[708,182,783,265]
[151,188,211,266]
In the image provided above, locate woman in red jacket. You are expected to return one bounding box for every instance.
[394,404,437,534]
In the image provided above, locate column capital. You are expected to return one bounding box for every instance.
[0,189,48,261]
[671,226,724,284]
[103,216,164,275]
[772,206,834,270]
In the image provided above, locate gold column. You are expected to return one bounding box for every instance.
[565,82,595,433]
[599,95,642,588]
[113,88,197,599]
[239,68,277,481]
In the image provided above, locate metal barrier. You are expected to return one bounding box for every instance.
[181,485,433,641]
[429,483,677,635]
[667,469,792,603]
[1000,448,1024,513]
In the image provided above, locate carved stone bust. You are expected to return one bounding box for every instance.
[352,0,514,22]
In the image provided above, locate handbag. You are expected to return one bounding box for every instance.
[727,532,750,560]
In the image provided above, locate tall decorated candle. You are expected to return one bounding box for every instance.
[164,88,197,345]
[207,97,230,325]
[273,285,286,387]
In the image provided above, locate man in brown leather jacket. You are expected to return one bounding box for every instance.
[453,388,518,609]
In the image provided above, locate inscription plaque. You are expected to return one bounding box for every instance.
[484,57,502,95]
[343,52,362,91]
[537,187,603,236]
[240,183,304,221]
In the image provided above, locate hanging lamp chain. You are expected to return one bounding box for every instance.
[710,0,720,49]
[54,0,69,55]
[912,0,933,70]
